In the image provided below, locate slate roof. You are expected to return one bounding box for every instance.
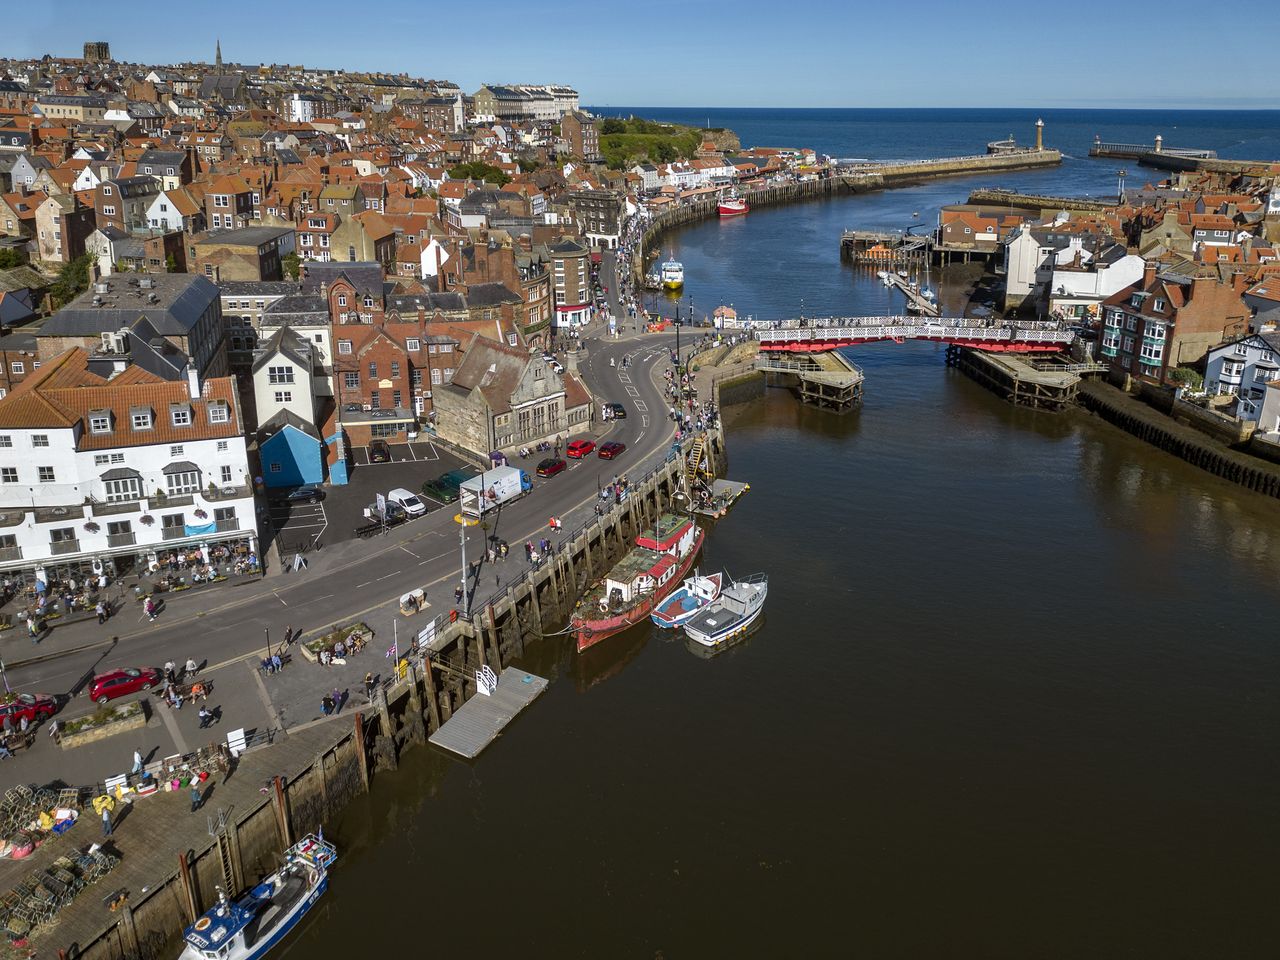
[259,407,320,442]
[42,274,219,338]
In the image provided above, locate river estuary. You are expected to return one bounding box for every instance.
[293,125,1280,958]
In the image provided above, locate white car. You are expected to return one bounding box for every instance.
[387,487,427,517]
[549,359,565,374]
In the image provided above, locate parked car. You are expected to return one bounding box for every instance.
[0,693,58,725]
[603,402,627,420]
[421,466,482,504]
[548,359,565,375]
[536,457,567,478]
[368,440,392,463]
[270,484,326,504]
[597,441,626,460]
[89,667,163,705]
[387,487,427,517]
[566,439,596,459]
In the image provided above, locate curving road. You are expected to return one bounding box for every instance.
[2,329,681,733]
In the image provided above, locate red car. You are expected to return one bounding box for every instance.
[566,439,595,459]
[536,457,567,478]
[89,667,163,705]
[0,693,58,725]
[597,441,626,460]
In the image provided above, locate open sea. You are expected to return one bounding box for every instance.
[294,109,1280,958]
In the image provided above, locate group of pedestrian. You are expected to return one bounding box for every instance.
[320,687,347,716]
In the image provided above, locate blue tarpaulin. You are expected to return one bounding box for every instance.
[183,522,217,537]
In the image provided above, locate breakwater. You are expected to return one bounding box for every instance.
[1078,381,1280,499]
[966,188,1117,212]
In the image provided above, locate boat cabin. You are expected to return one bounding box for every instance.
[598,515,697,613]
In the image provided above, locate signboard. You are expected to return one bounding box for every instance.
[375,493,387,518]
[417,620,436,647]
[226,727,248,757]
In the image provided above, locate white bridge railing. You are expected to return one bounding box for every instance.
[754,318,1074,346]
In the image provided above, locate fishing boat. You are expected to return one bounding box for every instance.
[876,270,889,281]
[897,269,909,279]
[661,259,684,290]
[651,571,723,628]
[572,513,704,652]
[718,196,749,217]
[683,573,768,648]
[180,834,337,960]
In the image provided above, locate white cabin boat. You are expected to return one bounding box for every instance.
[661,260,685,290]
[683,574,767,647]
[651,571,723,628]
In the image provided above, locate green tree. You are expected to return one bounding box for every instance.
[448,161,510,186]
[281,252,301,280]
[652,141,677,164]
[600,117,625,135]
[50,253,94,307]
[0,248,27,269]
[165,253,178,273]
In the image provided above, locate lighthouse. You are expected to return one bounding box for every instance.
[1035,118,1044,151]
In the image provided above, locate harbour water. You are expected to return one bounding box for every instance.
[294,111,1280,957]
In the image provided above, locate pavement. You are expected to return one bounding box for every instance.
[0,325,686,796]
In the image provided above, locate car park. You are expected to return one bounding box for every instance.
[0,693,58,725]
[387,487,428,516]
[598,441,626,460]
[270,484,326,504]
[369,440,392,463]
[566,439,596,459]
[89,667,163,704]
[536,457,567,478]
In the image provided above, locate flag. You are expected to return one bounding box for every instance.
[385,644,397,659]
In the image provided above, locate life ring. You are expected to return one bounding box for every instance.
[194,917,212,931]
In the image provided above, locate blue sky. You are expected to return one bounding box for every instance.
[11,0,1278,109]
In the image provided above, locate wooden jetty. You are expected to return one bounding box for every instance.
[840,229,931,265]
[946,347,1106,411]
[692,479,750,519]
[428,666,548,759]
[755,350,864,412]
[883,272,939,317]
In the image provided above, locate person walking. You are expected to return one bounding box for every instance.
[184,657,198,678]
[454,584,463,605]
[27,616,39,644]
[364,672,375,701]
[131,748,143,775]
[321,695,333,716]
[331,687,342,714]
[190,784,202,813]
[144,596,158,622]
[101,807,112,837]
[198,707,213,729]
[96,600,108,624]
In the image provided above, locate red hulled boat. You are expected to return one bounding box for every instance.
[718,196,749,217]
[571,513,704,652]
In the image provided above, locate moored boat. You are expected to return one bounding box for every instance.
[718,196,749,217]
[180,834,337,960]
[572,513,703,651]
[683,574,768,647]
[661,259,684,290]
[876,270,889,281]
[651,571,723,628]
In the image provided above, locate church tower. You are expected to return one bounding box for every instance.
[215,39,223,73]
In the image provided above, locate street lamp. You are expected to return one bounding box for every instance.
[454,511,479,618]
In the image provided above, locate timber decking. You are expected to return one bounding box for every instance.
[428,667,548,759]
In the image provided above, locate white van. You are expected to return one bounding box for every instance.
[387,487,427,517]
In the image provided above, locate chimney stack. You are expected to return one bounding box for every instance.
[185,365,200,400]
[1143,261,1157,286]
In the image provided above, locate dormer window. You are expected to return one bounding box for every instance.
[1152,298,1166,313]
[88,410,112,434]
[170,404,192,427]
[131,407,153,430]
[207,402,229,424]
[337,294,347,306]
[1130,293,1144,307]
[363,296,374,308]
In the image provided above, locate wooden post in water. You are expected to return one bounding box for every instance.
[118,902,140,955]
[314,752,330,821]
[486,603,503,671]
[422,658,443,731]
[353,713,370,793]
[177,850,199,922]
[272,775,292,847]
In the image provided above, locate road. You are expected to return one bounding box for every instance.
[2,331,680,738]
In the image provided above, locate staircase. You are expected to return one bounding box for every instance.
[685,436,707,485]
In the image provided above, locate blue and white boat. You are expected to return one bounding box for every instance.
[180,833,337,960]
[650,571,723,628]
[683,574,768,647]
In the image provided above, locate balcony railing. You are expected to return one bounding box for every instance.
[0,546,21,562]
[204,485,251,502]
[107,532,136,547]
[89,499,142,517]
[161,528,185,541]
[214,518,238,533]
[49,539,81,556]
[34,505,84,524]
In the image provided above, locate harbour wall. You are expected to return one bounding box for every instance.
[70,432,727,959]
[1077,381,1280,499]
[966,188,1117,213]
